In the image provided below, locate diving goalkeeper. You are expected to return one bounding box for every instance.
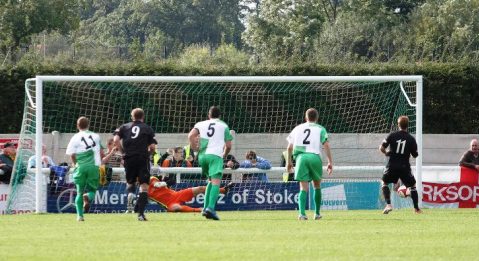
[148,176,233,212]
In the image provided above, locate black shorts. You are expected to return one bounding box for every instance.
[382,166,416,187]
[124,155,150,185]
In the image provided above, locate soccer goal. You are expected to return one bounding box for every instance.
[7,76,422,214]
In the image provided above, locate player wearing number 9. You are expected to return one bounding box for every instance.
[379,115,421,214]
[114,108,157,221]
[66,116,105,221]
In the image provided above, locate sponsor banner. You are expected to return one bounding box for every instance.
[422,166,479,208]
[0,184,34,214]
[47,180,381,213]
[0,184,8,214]
[312,182,382,210]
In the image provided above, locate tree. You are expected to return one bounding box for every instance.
[243,0,325,62]
[0,0,81,61]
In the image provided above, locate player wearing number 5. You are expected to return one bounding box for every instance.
[379,115,421,214]
[286,108,333,220]
[114,108,157,221]
[188,106,233,220]
[66,117,104,221]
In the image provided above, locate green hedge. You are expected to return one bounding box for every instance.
[1,62,478,134]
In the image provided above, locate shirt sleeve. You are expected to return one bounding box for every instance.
[286,128,295,144]
[65,138,76,155]
[382,134,391,149]
[320,127,328,144]
[410,138,418,158]
[148,126,157,145]
[224,126,233,141]
[113,125,123,138]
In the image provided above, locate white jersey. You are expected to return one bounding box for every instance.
[66,130,102,166]
[287,122,328,157]
[194,119,233,158]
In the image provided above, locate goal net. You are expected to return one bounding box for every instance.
[7,76,422,213]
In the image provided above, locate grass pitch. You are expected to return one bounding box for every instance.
[0,209,478,261]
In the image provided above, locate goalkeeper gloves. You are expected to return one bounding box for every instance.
[153,181,167,188]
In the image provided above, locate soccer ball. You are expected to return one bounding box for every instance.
[397,185,409,198]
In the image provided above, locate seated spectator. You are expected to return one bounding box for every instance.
[280,150,295,182]
[102,137,122,168]
[240,150,271,182]
[28,144,55,168]
[224,154,240,169]
[183,144,199,167]
[156,147,174,167]
[0,142,16,184]
[162,147,193,168]
[101,137,123,182]
[459,139,479,171]
[223,153,240,181]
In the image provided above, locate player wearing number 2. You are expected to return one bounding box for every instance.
[188,106,233,220]
[286,108,333,220]
[379,115,421,214]
[114,108,157,221]
[66,117,104,221]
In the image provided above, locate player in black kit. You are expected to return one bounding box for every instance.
[379,115,421,214]
[114,108,157,221]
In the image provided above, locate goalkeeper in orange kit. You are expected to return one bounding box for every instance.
[148,175,233,212]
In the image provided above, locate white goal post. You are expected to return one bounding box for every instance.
[14,75,423,213]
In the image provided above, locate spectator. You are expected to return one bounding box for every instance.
[102,137,122,168]
[280,150,295,182]
[161,147,193,167]
[240,150,271,182]
[183,144,198,167]
[101,137,123,182]
[155,147,174,167]
[459,139,479,171]
[28,144,55,169]
[224,154,240,170]
[0,142,16,184]
[223,153,240,181]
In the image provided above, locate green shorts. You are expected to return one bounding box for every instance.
[73,165,100,192]
[294,153,323,181]
[198,154,224,180]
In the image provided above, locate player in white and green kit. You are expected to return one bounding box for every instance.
[188,106,233,220]
[66,117,104,221]
[286,108,333,220]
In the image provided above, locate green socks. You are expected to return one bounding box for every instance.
[314,188,322,215]
[203,182,212,210]
[75,185,84,217]
[207,184,220,210]
[298,190,307,216]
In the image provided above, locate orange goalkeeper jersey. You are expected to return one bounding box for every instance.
[148,176,195,207]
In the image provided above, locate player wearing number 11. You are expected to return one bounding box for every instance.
[379,115,421,214]
[286,108,333,221]
[66,117,104,221]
